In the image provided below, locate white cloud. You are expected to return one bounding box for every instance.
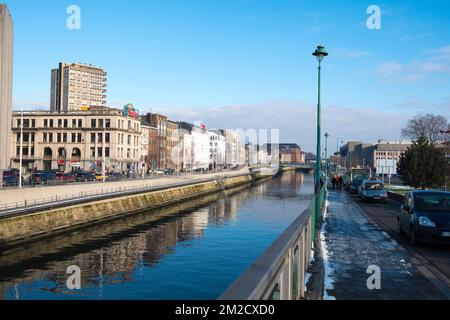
[152,101,407,153]
[376,45,450,83]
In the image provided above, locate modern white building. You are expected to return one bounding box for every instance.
[208,130,226,170]
[237,143,246,166]
[224,130,239,168]
[179,132,193,172]
[179,122,209,171]
[245,144,258,166]
[373,140,412,176]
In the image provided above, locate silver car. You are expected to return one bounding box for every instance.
[359,180,388,203]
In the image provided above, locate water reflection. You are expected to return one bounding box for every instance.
[0,171,314,300]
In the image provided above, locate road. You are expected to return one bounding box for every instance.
[349,192,450,298]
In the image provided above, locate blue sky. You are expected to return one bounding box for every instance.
[5,0,450,151]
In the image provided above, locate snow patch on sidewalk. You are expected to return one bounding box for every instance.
[320,198,336,300]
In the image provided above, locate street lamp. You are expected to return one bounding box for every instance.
[441,130,450,190]
[312,45,328,223]
[324,132,329,178]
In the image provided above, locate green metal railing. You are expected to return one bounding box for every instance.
[219,175,327,300]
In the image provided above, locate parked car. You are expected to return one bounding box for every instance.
[55,172,66,181]
[95,173,108,181]
[2,174,21,187]
[163,168,175,175]
[345,168,371,193]
[29,171,56,185]
[359,180,388,203]
[397,190,450,245]
[75,172,96,182]
[107,172,124,181]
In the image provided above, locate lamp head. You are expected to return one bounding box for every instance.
[313,45,328,63]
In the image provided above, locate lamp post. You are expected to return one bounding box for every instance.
[324,132,329,179]
[19,110,24,189]
[312,45,328,224]
[441,130,450,190]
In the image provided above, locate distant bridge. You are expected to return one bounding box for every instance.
[281,163,315,171]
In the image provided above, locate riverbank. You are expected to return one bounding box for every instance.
[0,172,259,249]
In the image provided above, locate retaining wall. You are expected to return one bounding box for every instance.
[0,175,252,247]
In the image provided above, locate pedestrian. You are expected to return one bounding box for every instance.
[338,175,344,191]
[331,176,336,189]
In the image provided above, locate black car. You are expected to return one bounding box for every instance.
[29,171,56,185]
[2,174,22,187]
[397,190,450,245]
[75,172,96,182]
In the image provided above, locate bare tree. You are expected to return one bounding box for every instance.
[401,113,448,145]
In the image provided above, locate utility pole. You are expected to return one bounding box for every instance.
[102,121,106,183]
[19,110,24,189]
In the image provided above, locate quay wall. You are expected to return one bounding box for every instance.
[0,174,254,248]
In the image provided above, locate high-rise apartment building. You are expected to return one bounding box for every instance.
[0,4,13,170]
[50,62,107,112]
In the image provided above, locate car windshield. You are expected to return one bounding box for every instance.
[363,183,384,190]
[414,193,450,212]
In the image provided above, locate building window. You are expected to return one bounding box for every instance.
[98,133,103,143]
[105,133,110,143]
[106,119,111,128]
[72,119,77,128]
[57,133,61,143]
[43,133,48,143]
[49,119,54,128]
[63,133,68,143]
[77,133,82,142]
[44,119,48,128]
[49,133,53,143]
[78,119,83,128]
[72,133,76,143]
[105,148,110,158]
[58,119,63,128]
[91,119,97,128]
[90,147,95,158]
[91,133,96,143]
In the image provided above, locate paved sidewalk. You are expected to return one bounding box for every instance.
[321,190,446,300]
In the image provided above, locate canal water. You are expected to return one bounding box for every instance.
[0,171,314,300]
